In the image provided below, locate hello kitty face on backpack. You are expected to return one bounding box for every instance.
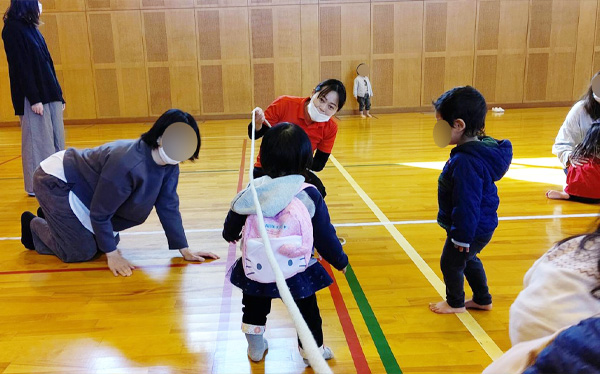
[244,236,309,283]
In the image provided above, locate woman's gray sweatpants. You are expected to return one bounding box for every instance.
[20,98,65,194]
[31,168,98,263]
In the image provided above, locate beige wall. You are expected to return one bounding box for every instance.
[0,0,599,122]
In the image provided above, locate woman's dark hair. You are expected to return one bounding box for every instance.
[260,122,313,178]
[571,122,600,162]
[3,0,40,26]
[433,86,487,137]
[556,220,600,299]
[582,71,600,120]
[141,109,201,161]
[314,79,346,111]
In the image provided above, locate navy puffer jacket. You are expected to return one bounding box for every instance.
[523,317,600,374]
[437,137,512,245]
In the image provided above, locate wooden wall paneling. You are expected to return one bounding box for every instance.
[372,1,423,109]
[141,0,194,8]
[340,3,371,112]
[52,13,97,119]
[572,0,597,99]
[250,6,275,109]
[197,9,222,114]
[444,0,476,90]
[474,0,500,102]
[546,0,579,101]
[495,0,529,103]
[143,11,171,115]
[371,3,394,108]
[219,8,252,114]
[143,9,200,116]
[248,0,301,5]
[272,6,302,99]
[319,5,343,99]
[525,0,580,103]
[319,0,363,4]
[88,12,119,118]
[86,0,140,10]
[593,0,600,75]
[525,0,552,102]
[422,1,447,105]
[0,1,12,121]
[113,11,150,117]
[300,5,320,96]
[42,0,86,12]
[423,0,477,105]
[0,0,8,14]
[196,0,247,7]
[165,9,200,114]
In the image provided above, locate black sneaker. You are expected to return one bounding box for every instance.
[21,212,36,250]
[36,207,45,219]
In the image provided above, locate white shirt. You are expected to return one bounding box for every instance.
[40,151,112,235]
[552,100,595,167]
[353,76,373,98]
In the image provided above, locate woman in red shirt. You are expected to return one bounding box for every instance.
[547,123,600,203]
[249,79,347,198]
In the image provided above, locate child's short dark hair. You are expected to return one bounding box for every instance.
[260,123,313,178]
[433,86,487,137]
[141,109,201,161]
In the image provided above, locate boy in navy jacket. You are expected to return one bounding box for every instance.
[429,86,513,314]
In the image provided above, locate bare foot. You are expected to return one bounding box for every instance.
[429,301,466,314]
[546,190,569,200]
[465,299,492,311]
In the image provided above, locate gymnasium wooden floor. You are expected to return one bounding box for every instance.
[0,107,598,374]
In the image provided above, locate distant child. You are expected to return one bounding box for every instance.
[546,122,600,204]
[429,86,513,314]
[353,63,373,118]
[222,123,349,363]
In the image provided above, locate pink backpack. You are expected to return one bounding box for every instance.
[241,184,314,283]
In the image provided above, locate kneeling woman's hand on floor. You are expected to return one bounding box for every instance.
[179,247,220,262]
[106,249,135,277]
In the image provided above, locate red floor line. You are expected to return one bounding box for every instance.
[324,261,372,374]
[237,139,248,192]
[0,261,222,276]
[0,155,21,167]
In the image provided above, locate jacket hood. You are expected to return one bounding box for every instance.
[231,175,306,217]
[451,137,513,181]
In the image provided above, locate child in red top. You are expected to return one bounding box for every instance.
[547,123,600,203]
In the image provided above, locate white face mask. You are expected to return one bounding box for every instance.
[307,94,333,122]
[38,1,42,14]
[157,137,179,165]
[594,93,600,104]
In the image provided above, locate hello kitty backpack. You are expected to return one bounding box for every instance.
[241,184,314,283]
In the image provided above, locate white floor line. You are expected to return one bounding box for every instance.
[2,213,598,242]
[329,154,504,361]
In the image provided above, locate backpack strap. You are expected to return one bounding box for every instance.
[295,183,317,218]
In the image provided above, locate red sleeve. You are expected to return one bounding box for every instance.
[317,120,338,153]
[264,96,286,126]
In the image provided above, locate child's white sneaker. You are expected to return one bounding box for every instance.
[299,345,334,366]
